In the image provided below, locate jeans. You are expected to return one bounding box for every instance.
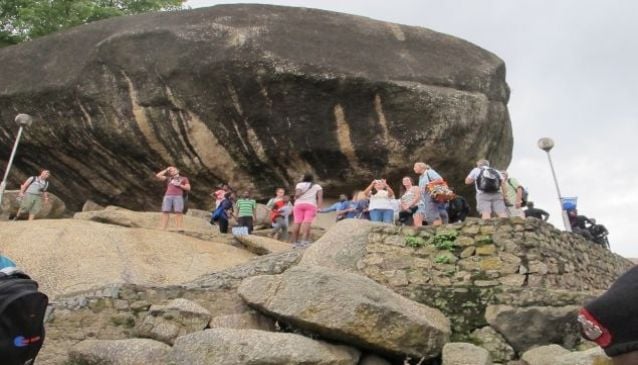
[369,209,394,224]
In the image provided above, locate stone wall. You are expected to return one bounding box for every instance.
[360,217,631,292]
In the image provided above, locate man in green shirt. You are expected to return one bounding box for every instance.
[501,171,525,218]
[235,191,257,234]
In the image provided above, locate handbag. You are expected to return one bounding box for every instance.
[425,172,455,203]
[231,226,249,236]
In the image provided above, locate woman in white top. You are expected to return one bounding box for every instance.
[291,173,323,246]
[363,179,395,224]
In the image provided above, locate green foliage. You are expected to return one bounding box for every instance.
[405,235,427,248]
[433,229,459,251]
[475,234,493,245]
[434,255,452,264]
[1,0,185,45]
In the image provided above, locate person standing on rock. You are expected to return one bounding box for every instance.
[18,169,51,221]
[235,191,257,234]
[413,162,445,226]
[465,159,508,219]
[398,176,421,226]
[364,179,395,224]
[156,166,190,231]
[290,173,323,248]
[501,170,525,218]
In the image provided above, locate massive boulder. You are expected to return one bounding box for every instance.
[0,4,512,211]
[238,265,451,359]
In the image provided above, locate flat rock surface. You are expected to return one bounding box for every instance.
[69,338,170,365]
[0,219,254,297]
[168,328,360,365]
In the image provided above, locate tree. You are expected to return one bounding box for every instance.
[1,0,185,46]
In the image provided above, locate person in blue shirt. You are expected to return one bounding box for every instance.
[318,194,353,221]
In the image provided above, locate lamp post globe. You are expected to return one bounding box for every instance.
[537,137,555,152]
[15,113,33,127]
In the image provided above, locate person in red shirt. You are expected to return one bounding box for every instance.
[155,166,190,231]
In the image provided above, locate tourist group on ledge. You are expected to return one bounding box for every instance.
[14,160,607,249]
[152,159,607,249]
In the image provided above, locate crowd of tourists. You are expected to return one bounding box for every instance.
[152,160,587,248]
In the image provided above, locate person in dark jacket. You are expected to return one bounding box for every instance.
[524,202,550,221]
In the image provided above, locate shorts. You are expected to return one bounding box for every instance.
[20,194,43,215]
[476,193,507,215]
[416,196,442,224]
[162,195,184,213]
[293,203,317,224]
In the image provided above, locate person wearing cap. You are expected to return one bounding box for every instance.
[578,265,638,364]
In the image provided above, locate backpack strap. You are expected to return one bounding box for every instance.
[23,176,36,192]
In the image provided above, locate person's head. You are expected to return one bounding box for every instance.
[275,188,285,197]
[477,159,490,168]
[527,201,535,209]
[339,194,348,202]
[222,184,230,191]
[39,169,50,179]
[241,191,250,199]
[501,170,509,178]
[351,190,361,201]
[579,266,638,364]
[282,195,290,203]
[301,173,314,183]
[402,176,413,187]
[373,179,386,191]
[413,162,428,174]
[166,166,178,176]
[224,192,232,199]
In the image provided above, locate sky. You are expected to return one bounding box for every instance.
[185,0,638,257]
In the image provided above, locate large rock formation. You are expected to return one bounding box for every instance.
[0,4,512,211]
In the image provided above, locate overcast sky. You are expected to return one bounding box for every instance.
[185,0,638,257]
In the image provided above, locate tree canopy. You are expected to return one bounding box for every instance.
[1,0,185,46]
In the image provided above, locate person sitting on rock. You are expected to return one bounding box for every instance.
[567,209,594,240]
[524,202,549,221]
[579,265,638,365]
[447,195,470,223]
[156,166,190,231]
[18,169,51,221]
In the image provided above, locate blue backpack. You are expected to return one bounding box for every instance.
[211,201,226,222]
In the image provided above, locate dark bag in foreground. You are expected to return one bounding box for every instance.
[0,267,49,365]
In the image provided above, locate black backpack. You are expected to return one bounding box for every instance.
[0,268,49,365]
[476,167,501,193]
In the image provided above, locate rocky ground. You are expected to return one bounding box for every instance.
[6,211,628,365]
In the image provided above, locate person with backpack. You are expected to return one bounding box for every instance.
[155,166,190,231]
[501,170,526,218]
[290,173,323,247]
[0,254,49,365]
[235,191,257,234]
[211,192,234,233]
[18,169,51,221]
[465,159,508,219]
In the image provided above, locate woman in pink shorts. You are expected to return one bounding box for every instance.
[290,173,323,247]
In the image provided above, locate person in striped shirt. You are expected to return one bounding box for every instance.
[235,191,257,234]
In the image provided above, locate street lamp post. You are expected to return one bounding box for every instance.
[537,137,571,231]
[0,114,34,211]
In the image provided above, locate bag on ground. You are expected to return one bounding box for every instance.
[231,226,249,236]
[476,167,501,193]
[0,259,49,365]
